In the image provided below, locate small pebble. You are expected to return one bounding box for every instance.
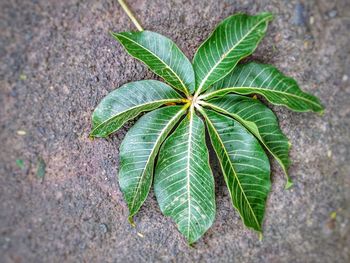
[37,127,45,134]
[62,85,70,94]
[137,232,144,238]
[99,223,108,234]
[309,16,315,25]
[55,191,63,200]
[328,10,337,18]
[342,75,348,82]
[292,2,306,26]
[327,150,332,158]
[17,130,26,135]
[79,242,87,250]
[274,33,281,43]
[10,89,18,97]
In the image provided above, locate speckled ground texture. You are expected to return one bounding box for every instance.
[1,0,349,262]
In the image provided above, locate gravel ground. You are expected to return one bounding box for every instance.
[1,0,349,262]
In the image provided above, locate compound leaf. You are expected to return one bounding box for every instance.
[200,108,271,232]
[113,31,195,95]
[90,11,325,244]
[193,13,273,94]
[119,106,187,220]
[203,62,324,113]
[203,94,292,188]
[154,107,215,244]
[91,80,183,138]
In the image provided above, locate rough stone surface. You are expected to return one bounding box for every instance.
[1,0,349,262]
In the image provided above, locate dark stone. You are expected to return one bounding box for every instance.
[292,2,307,26]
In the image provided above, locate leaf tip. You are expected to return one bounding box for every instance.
[285,179,294,190]
[109,31,118,39]
[128,216,136,227]
[89,128,109,139]
[268,13,275,21]
[89,133,95,141]
[186,239,196,247]
[258,232,264,241]
[259,12,275,22]
[318,108,325,116]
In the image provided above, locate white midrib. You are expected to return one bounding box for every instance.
[202,110,260,229]
[92,98,181,136]
[117,34,189,95]
[186,105,194,239]
[195,18,269,96]
[202,101,288,175]
[201,87,321,108]
[129,108,185,212]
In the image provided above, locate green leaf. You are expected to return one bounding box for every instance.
[202,94,292,188]
[36,157,46,181]
[200,108,271,232]
[90,80,183,138]
[90,12,325,244]
[154,106,215,244]
[112,31,195,95]
[202,62,324,113]
[16,159,25,170]
[193,13,273,94]
[119,106,187,220]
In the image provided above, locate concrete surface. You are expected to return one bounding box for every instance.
[1,0,349,262]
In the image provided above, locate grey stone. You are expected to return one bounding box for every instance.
[99,223,108,234]
[292,2,307,26]
[328,9,338,18]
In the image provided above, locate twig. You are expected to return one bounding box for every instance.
[118,0,144,31]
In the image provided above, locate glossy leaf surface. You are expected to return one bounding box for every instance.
[201,108,271,232]
[90,12,325,244]
[91,80,182,138]
[193,13,273,94]
[203,62,324,113]
[154,107,215,244]
[203,94,292,187]
[113,31,195,95]
[119,106,186,220]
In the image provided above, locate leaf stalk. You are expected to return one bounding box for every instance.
[118,0,144,31]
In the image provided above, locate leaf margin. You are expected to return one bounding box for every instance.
[199,97,293,189]
[154,104,216,244]
[90,80,185,138]
[112,30,195,96]
[118,105,188,222]
[200,62,324,114]
[193,12,274,95]
[197,105,271,232]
